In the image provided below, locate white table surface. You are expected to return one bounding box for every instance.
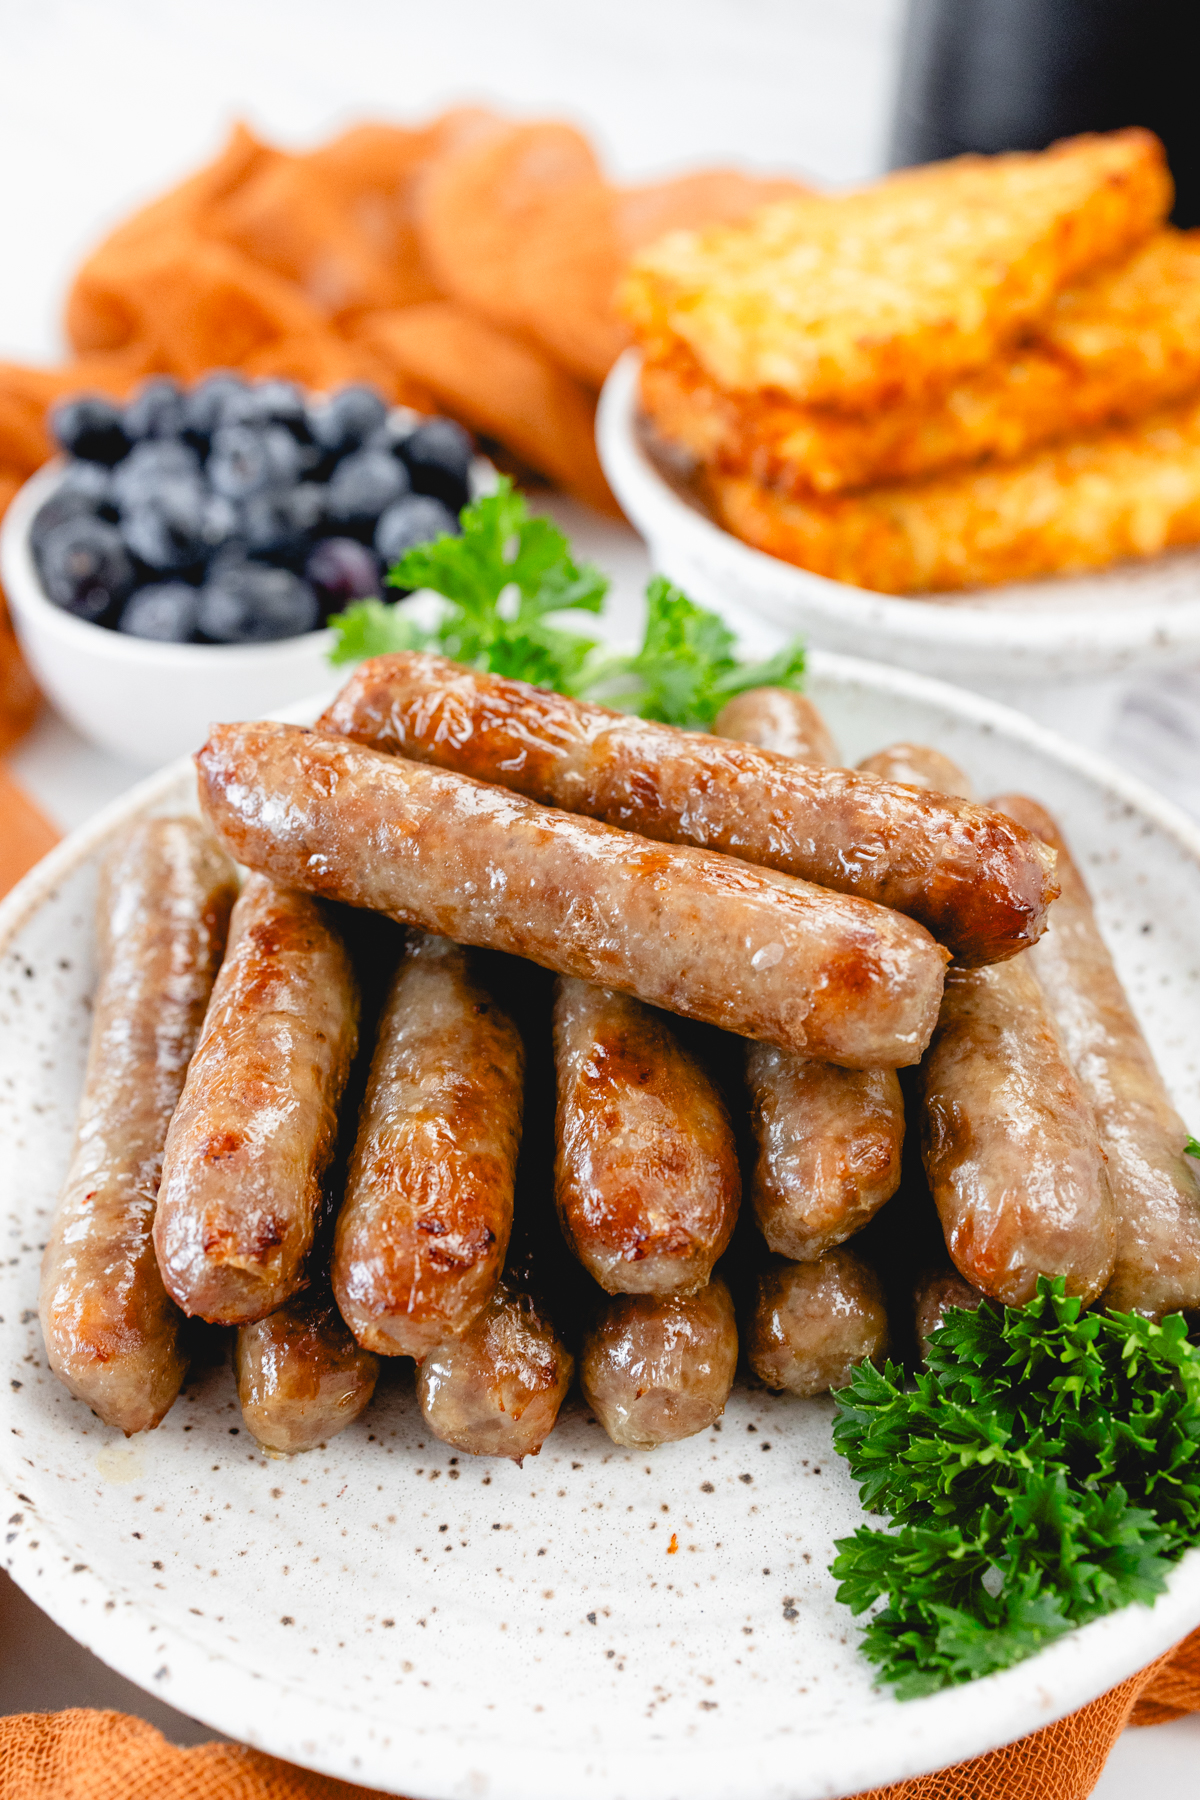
[2,2,1199,1791]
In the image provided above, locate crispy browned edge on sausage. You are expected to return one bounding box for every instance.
[154,873,360,1325]
[994,791,1200,1319]
[316,652,1059,967]
[416,1279,574,1460]
[39,817,237,1435]
[552,977,740,1295]
[236,1287,380,1454]
[920,952,1116,1305]
[334,933,524,1356]
[746,1247,889,1396]
[194,720,949,1070]
[580,1279,738,1448]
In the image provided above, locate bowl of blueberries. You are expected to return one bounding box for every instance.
[0,372,484,766]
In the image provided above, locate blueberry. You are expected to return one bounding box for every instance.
[197,562,320,642]
[326,449,409,536]
[49,395,131,466]
[248,379,312,437]
[365,412,417,457]
[374,494,459,565]
[116,582,200,642]
[111,440,202,512]
[30,471,112,552]
[305,537,381,614]
[181,371,248,448]
[240,483,326,559]
[308,384,387,457]
[208,424,304,501]
[123,377,185,441]
[36,517,134,622]
[400,417,473,512]
[121,482,235,572]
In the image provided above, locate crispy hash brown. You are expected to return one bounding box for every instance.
[708,395,1200,594]
[642,230,1200,494]
[621,130,1171,409]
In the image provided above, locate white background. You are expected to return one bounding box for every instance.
[1,1,1198,1791]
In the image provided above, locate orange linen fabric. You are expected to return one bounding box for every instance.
[0,1632,1197,1800]
[0,764,58,895]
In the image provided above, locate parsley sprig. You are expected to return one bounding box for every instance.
[830,1278,1200,1697]
[326,477,805,729]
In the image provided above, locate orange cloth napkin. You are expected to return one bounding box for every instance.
[0,1631,1196,1800]
[0,763,58,895]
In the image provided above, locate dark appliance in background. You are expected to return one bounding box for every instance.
[891,0,1199,226]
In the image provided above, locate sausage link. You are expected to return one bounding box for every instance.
[553,978,739,1295]
[994,792,1200,1319]
[579,1279,738,1448]
[236,1286,379,1454]
[318,652,1058,966]
[746,1247,889,1395]
[912,1263,985,1362]
[417,1278,574,1460]
[744,1047,904,1259]
[920,955,1115,1304]
[334,933,523,1356]
[154,874,360,1325]
[196,721,948,1070]
[858,742,976,800]
[712,687,838,764]
[715,691,905,1259]
[40,818,236,1435]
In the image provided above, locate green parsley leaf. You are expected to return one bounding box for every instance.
[324,477,806,720]
[1186,1136,1200,1160]
[326,597,428,667]
[830,1277,1200,1696]
[581,576,806,729]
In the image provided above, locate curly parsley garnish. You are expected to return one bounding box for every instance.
[326,477,805,729]
[830,1277,1200,1698]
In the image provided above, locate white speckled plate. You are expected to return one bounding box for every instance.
[3,650,1200,1800]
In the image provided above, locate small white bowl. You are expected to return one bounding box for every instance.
[598,351,1200,746]
[0,461,336,767]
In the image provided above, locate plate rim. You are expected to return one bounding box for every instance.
[5,654,1200,1800]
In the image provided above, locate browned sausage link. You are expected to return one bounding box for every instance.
[196,722,948,1070]
[713,687,839,764]
[579,1279,738,1448]
[39,818,236,1435]
[746,1247,889,1395]
[912,1263,985,1363]
[744,1047,904,1259]
[235,1286,379,1454]
[713,692,906,1258]
[994,792,1200,1319]
[334,933,524,1356]
[154,873,360,1325]
[416,1279,574,1460]
[920,955,1115,1305]
[317,651,1058,965]
[553,978,740,1295]
[858,742,977,800]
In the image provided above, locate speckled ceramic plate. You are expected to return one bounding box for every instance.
[3,651,1200,1800]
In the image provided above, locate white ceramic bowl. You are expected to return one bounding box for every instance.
[1,446,494,770]
[3,651,1200,1799]
[597,351,1200,747]
[0,462,336,768]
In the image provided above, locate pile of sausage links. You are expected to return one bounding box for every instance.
[39,653,1200,1459]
